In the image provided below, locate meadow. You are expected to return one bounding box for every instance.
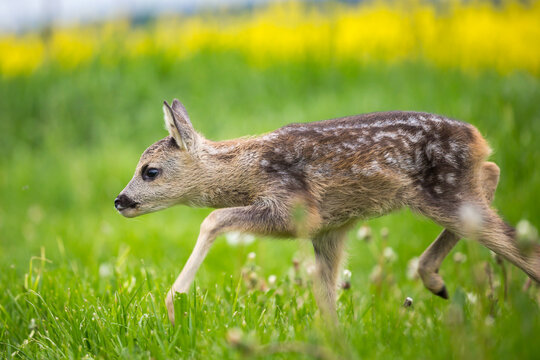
[1,1,540,359]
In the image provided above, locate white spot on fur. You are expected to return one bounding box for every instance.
[449,141,461,153]
[430,116,443,124]
[206,144,237,155]
[373,131,399,142]
[446,173,456,185]
[398,156,416,172]
[315,118,427,134]
[433,186,443,194]
[313,164,332,176]
[425,142,443,161]
[444,152,458,167]
[414,148,424,166]
[260,159,269,167]
[407,116,421,127]
[357,137,371,146]
[280,177,293,186]
[261,133,279,141]
[360,160,381,176]
[384,152,398,166]
[409,131,424,143]
[398,138,412,150]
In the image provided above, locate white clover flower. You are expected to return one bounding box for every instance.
[517,219,538,240]
[369,264,382,283]
[226,328,243,346]
[357,225,372,241]
[406,257,419,280]
[247,252,256,260]
[138,314,149,326]
[466,292,478,304]
[459,203,484,235]
[342,269,352,280]
[403,297,413,307]
[98,263,112,278]
[453,252,467,264]
[383,247,397,262]
[225,232,255,246]
[268,275,277,285]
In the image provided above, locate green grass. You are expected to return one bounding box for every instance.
[1,54,540,359]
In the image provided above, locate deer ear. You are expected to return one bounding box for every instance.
[163,100,198,151]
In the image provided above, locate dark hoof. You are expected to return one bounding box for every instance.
[435,286,449,299]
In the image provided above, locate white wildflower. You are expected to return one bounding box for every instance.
[466,292,477,304]
[453,252,467,263]
[225,232,255,246]
[98,263,112,278]
[403,297,413,307]
[383,247,397,262]
[406,257,420,280]
[357,225,372,241]
[306,264,316,276]
[517,219,538,240]
[369,264,382,283]
[459,203,483,236]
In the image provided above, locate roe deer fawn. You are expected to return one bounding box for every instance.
[115,99,540,324]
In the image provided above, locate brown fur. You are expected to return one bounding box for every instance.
[115,99,540,324]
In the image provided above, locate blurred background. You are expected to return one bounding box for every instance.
[1,0,539,358]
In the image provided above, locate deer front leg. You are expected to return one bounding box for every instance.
[165,203,295,325]
[312,229,348,321]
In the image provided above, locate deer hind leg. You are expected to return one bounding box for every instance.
[311,228,348,320]
[418,162,500,298]
[471,207,540,283]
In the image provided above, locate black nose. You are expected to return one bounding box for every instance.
[115,194,137,210]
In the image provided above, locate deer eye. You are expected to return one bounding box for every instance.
[142,167,160,181]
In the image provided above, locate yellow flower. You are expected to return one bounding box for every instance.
[1,0,539,76]
[0,35,44,77]
[49,27,96,69]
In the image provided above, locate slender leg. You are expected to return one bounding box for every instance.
[312,229,348,320]
[165,203,295,325]
[418,162,500,298]
[470,208,540,283]
[418,231,459,298]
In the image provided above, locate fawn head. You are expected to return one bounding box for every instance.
[115,99,203,217]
